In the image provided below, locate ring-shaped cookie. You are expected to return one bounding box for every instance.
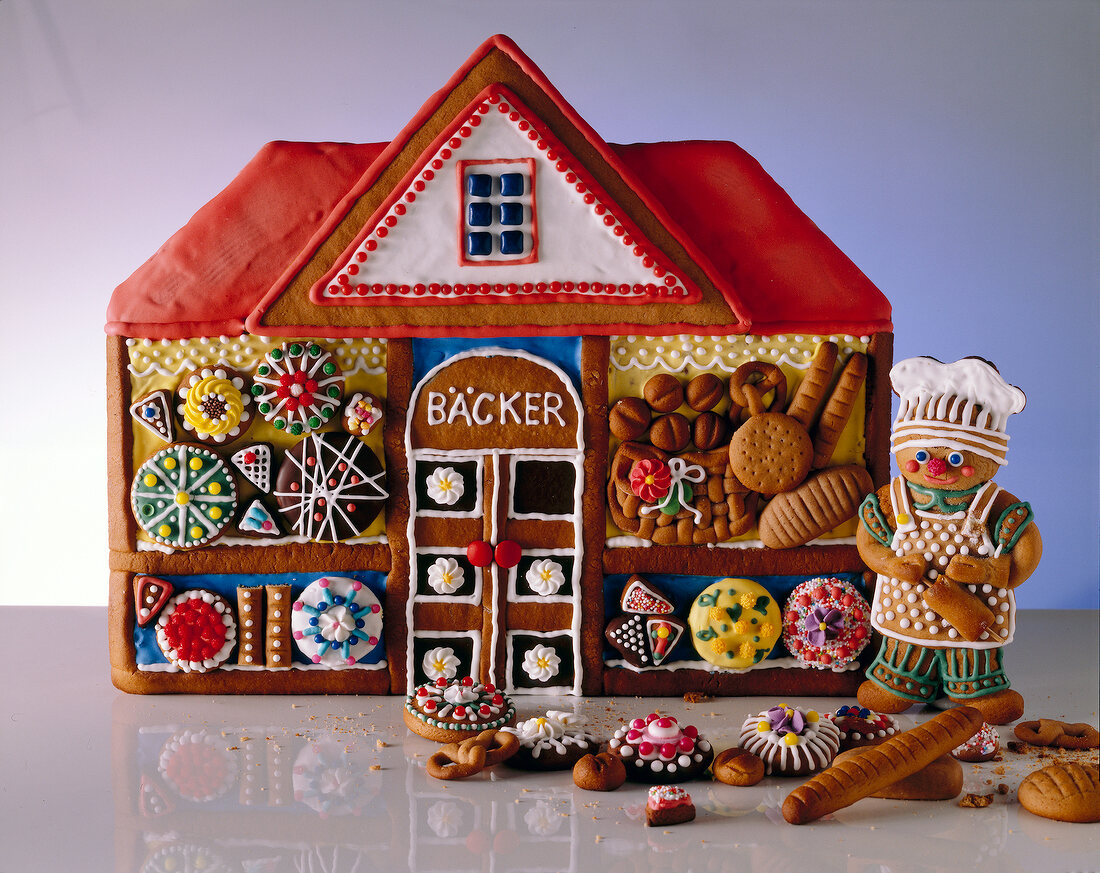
[1015,719,1100,750]
[728,362,787,420]
[426,730,520,780]
[688,578,780,669]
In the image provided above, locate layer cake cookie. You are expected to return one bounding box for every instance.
[606,713,713,783]
[404,677,517,743]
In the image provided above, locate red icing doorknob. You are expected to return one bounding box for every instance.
[494,540,522,569]
[467,540,493,567]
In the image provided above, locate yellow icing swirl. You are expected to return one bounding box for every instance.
[184,376,243,435]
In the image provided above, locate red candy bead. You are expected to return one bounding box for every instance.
[435,677,448,687]
[660,743,676,759]
[482,683,495,694]
[467,540,493,567]
[493,540,522,569]
[461,676,474,686]
[682,725,698,739]
[454,706,466,717]
[631,718,646,730]
[678,737,694,752]
[637,742,654,757]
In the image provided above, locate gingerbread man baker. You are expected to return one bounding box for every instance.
[856,357,1041,724]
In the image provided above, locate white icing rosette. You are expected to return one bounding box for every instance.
[524,800,563,837]
[426,557,465,595]
[427,800,463,838]
[511,710,576,743]
[425,466,464,506]
[422,646,460,681]
[525,559,565,596]
[521,645,561,682]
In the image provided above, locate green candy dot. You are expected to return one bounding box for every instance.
[258,401,271,413]
[321,406,334,420]
[307,416,321,429]
[322,362,335,375]
[309,344,322,357]
[273,419,286,430]
[288,343,302,356]
[289,422,303,435]
[141,505,154,517]
[257,364,270,376]
[326,386,340,398]
[251,385,264,396]
[270,349,283,361]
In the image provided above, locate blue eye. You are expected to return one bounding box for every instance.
[948,452,964,467]
[914,450,930,463]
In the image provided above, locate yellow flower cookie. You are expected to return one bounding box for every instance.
[688,578,780,669]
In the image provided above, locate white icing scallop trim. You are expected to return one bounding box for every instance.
[603,655,861,675]
[608,334,869,375]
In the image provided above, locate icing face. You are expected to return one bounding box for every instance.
[896,445,997,491]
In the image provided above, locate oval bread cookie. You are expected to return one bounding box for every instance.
[758,464,873,549]
[1018,763,1100,823]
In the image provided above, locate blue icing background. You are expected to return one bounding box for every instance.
[602,572,866,665]
[411,336,582,390]
[134,571,387,667]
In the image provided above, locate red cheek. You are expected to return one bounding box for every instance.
[904,460,920,473]
[961,466,974,477]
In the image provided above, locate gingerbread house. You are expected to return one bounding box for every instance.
[106,35,892,696]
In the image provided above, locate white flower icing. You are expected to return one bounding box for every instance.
[504,710,596,757]
[425,466,464,506]
[442,683,480,705]
[525,559,565,596]
[521,646,561,682]
[426,557,464,594]
[421,646,460,681]
[427,800,462,838]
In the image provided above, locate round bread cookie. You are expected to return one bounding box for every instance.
[606,713,713,784]
[609,397,651,440]
[643,374,684,413]
[782,578,871,669]
[711,748,765,786]
[503,711,599,771]
[251,341,344,435]
[685,373,724,411]
[155,590,236,673]
[1018,763,1100,823]
[649,412,691,452]
[952,722,999,762]
[404,677,517,743]
[290,575,383,667]
[739,704,840,776]
[826,704,901,751]
[573,752,627,791]
[274,432,387,542]
[132,444,238,549]
[727,412,812,495]
[688,579,780,669]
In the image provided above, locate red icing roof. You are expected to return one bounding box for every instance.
[107,38,889,339]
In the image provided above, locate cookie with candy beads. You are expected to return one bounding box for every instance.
[645,785,695,826]
[404,676,517,744]
[502,711,600,770]
[781,578,871,669]
[606,713,713,784]
[952,722,999,762]
[739,703,840,776]
[826,703,901,751]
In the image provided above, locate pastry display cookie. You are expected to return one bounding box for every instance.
[833,748,963,801]
[290,576,382,667]
[273,432,387,541]
[133,575,174,628]
[426,730,520,780]
[404,677,517,743]
[688,579,780,669]
[177,367,253,443]
[342,391,382,436]
[782,578,871,669]
[158,730,237,802]
[251,342,344,436]
[502,711,599,770]
[826,703,900,751]
[952,722,999,762]
[1017,763,1100,824]
[131,444,237,549]
[155,590,237,673]
[739,704,840,776]
[606,713,713,784]
[645,786,695,826]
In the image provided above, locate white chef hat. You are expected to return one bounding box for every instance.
[890,357,1026,465]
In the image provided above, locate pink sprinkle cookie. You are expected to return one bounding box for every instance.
[782,578,871,669]
[952,721,1000,762]
[645,785,696,826]
[607,713,714,783]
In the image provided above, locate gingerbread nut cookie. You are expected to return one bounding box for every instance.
[1018,763,1100,823]
[573,752,627,791]
[404,677,517,743]
[607,713,713,783]
[711,748,765,786]
[503,711,599,770]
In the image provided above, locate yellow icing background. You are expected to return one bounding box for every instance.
[607,333,870,543]
[127,335,388,547]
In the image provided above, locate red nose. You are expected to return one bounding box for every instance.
[926,457,947,476]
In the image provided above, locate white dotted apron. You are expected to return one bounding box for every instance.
[870,477,1014,648]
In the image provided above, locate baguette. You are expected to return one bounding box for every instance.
[782,706,983,824]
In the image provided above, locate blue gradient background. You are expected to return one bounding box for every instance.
[1,1,1095,608]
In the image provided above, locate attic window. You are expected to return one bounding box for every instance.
[458,159,538,265]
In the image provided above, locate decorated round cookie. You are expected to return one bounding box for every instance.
[176,367,252,443]
[274,432,387,542]
[404,677,517,743]
[251,341,344,435]
[503,711,600,771]
[952,722,1000,763]
[290,576,383,667]
[782,578,871,669]
[606,713,714,784]
[158,729,237,801]
[293,737,380,816]
[132,444,237,549]
[739,704,841,776]
[825,704,901,751]
[155,590,237,673]
[688,579,780,669]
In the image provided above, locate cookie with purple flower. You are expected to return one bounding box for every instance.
[781,578,871,669]
[738,704,840,776]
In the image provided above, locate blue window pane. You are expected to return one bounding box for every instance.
[498,202,523,226]
[467,173,492,198]
[467,202,492,227]
[499,230,524,255]
[466,232,493,257]
[499,173,524,197]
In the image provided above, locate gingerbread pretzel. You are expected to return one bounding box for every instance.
[426,729,520,780]
[1015,719,1100,750]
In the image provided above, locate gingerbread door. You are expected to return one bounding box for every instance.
[405,348,584,694]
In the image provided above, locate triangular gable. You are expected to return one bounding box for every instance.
[246,35,751,337]
[314,84,698,307]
